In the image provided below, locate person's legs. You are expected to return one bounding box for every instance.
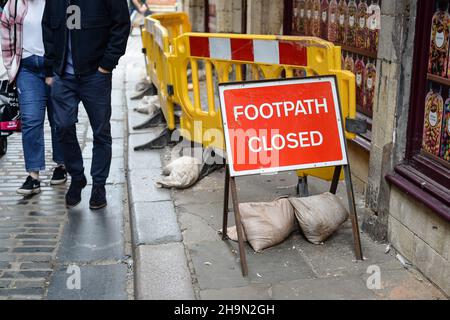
[51,74,87,207]
[51,74,83,181]
[79,71,113,186]
[47,88,65,167]
[15,56,48,194]
[46,80,68,185]
[78,71,113,209]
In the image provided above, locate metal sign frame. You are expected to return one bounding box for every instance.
[218,76,363,276]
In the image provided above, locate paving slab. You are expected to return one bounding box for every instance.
[200,284,272,300]
[47,264,127,300]
[188,240,251,290]
[178,211,223,246]
[128,133,163,170]
[227,235,316,285]
[293,229,403,278]
[360,268,447,300]
[176,201,229,235]
[110,120,125,140]
[135,243,194,300]
[131,201,182,246]
[271,277,377,300]
[173,172,226,207]
[128,170,171,204]
[56,186,125,263]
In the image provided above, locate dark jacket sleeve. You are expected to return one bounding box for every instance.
[42,0,55,77]
[100,0,131,71]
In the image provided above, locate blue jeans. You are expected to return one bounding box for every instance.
[50,71,113,185]
[16,55,64,172]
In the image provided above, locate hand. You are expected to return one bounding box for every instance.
[139,4,148,14]
[98,67,111,74]
[45,77,54,86]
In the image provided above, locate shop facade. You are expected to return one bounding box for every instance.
[182,0,449,295]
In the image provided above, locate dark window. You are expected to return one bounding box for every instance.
[285,0,382,150]
[387,0,449,221]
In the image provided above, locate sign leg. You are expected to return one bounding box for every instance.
[330,166,342,194]
[230,177,249,277]
[222,166,231,240]
[343,165,363,260]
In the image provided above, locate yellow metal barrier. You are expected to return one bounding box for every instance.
[144,13,192,131]
[140,24,152,77]
[144,13,357,181]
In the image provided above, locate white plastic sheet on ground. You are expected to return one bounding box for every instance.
[134,95,160,115]
[156,156,202,190]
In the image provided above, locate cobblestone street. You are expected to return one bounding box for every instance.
[0,60,133,300]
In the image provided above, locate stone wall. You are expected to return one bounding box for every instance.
[388,187,450,296]
[347,143,370,195]
[247,0,284,35]
[184,0,205,32]
[365,0,450,296]
[363,0,416,241]
[184,0,284,34]
[215,0,243,33]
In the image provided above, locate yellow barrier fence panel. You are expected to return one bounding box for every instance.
[144,13,357,181]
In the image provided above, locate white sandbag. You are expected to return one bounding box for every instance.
[156,156,201,189]
[227,199,297,253]
[134,95,160,115]
[226,226,247,242]
[289,192,349,245]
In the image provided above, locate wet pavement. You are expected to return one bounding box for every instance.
[0,59,133,300]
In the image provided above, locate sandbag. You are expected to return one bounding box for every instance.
[289,192,349,245]
[228,199,297,253]
[134,95,160,115]
[156,156,201,189]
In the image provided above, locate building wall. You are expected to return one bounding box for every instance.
[247,0,284,35]
[347,143,370,195]
[366,0,449,296]
[215,0,242,33]
[388,187,450,296]
[184,0,205,32]
[363,0,417,241]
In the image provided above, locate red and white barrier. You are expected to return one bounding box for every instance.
[189,37,308,66]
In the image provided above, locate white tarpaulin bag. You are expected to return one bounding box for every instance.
[156,156,201,189]
[227,199,298,252]
[134,95,160,115]
[289,192,349,245]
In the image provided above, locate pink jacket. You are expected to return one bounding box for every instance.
[1,0,28,83]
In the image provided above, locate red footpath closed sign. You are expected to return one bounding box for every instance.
[219,77,348,177]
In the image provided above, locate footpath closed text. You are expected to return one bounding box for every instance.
[232,98,329,152]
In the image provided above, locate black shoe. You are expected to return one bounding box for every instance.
[89,185,107,210]
[66,176,87,208]
[17,176,41,195]
[50,166,68,186]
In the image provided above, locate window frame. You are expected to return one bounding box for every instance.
[387,0,449,221]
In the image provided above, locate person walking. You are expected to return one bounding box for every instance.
[43,0,130,210]
[1,0,67,195]
[129,0,148,16]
